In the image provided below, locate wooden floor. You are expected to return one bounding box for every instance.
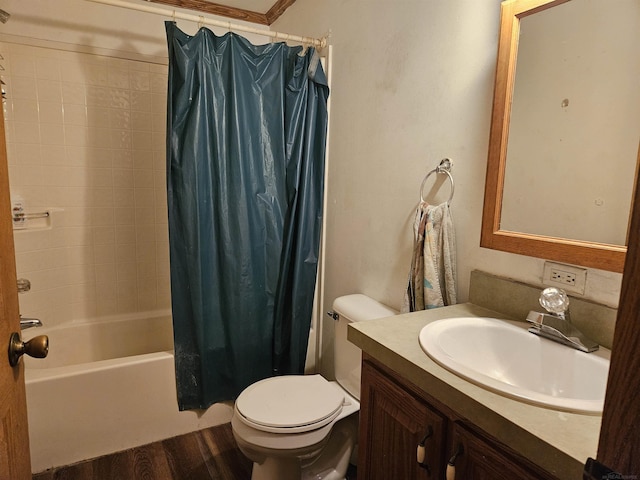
[32,422,357,480]
[32,423,252,480]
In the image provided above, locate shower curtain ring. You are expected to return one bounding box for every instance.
[198,16,204,29]
[300,37,310,55]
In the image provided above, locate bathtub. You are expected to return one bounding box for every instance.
[24,311,233,473]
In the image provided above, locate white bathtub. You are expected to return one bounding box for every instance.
[24,311,233,474]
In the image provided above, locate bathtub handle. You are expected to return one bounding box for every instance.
[8,332,49,367]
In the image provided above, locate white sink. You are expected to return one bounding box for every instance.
[418,317,610,414]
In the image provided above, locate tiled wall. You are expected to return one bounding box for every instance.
[1,41,170,326]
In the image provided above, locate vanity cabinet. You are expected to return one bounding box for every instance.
[358,358,446,479]
[448,423,552,479]
[358,356,557,480]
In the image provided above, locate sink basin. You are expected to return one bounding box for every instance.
[419,317,610,414]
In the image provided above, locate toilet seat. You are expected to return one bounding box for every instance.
[235,375,345,434]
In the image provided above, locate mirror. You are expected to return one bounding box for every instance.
[481,0,640,273]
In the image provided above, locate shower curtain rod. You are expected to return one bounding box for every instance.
[84,0,326,48]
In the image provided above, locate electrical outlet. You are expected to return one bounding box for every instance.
[551,269,576,286]
[542,261,587,295]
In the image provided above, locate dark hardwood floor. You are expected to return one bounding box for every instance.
[32,423,252,480]
[32,422,358,480]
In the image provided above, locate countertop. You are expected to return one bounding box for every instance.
[348,302,604,479]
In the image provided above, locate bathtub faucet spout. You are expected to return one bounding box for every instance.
[20,316,43,330]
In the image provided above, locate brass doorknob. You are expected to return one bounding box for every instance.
[8,332,49,367]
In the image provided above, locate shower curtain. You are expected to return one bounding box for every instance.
[165,22,329,410]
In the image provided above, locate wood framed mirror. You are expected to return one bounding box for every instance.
[480,0,640,273]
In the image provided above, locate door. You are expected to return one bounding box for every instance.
[593,150,640,474]
[0,99,31,477]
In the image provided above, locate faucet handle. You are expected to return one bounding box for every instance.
[539,287,569,316]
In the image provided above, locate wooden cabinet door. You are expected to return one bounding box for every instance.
[359,360,446,479]
[0,96,32,477]
[448,423,555,480]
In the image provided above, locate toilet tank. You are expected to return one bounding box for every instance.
[332,294,397,400]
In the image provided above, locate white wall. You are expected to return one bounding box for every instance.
[3,40,170,324]
[272,0,624,378]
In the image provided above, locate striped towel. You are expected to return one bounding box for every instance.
[402,201,457,312]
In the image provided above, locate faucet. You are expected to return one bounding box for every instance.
[526,287,598,353]
[19,316,43,330]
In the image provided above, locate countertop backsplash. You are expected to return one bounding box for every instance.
[469,270,617,350]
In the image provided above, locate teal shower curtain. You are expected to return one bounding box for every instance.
[165,22,329,410]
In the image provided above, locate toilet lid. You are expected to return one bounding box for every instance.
[235,375,345,433]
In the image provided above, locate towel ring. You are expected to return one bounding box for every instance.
[420,158,454,204]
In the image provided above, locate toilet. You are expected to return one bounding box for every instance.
[231,294,397,480]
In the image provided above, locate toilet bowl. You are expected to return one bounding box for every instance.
[231,294,397,480]
[232,375,360,480]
